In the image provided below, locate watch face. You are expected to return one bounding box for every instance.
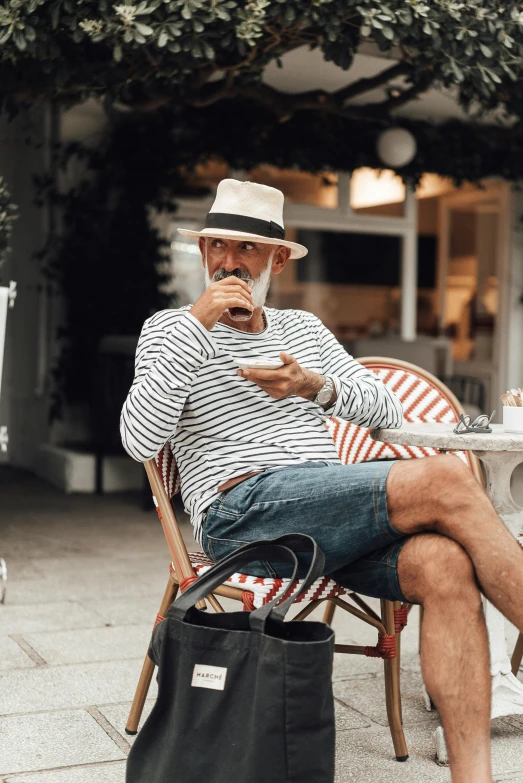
[318,387,331,404]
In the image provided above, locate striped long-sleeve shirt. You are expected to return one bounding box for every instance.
[120,306,403,544]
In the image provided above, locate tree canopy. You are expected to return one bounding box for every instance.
[5,1,523,421]
[1,0,523,123]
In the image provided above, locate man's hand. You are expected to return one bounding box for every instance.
[237,352,325,402]
[190,276,254,331]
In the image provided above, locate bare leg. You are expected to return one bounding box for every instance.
[398,533,492,783]
[387,455,523,635]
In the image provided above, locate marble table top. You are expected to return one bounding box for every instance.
[370,422,523,452]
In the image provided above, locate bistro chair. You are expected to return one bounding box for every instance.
[125,458,409,760]
[125,357,481,760]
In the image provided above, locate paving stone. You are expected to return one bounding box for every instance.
[334,651,390,680]
[0,557,46,580]
[5,762,126,783]
[334,715,523,782]
[0,660,157,715]
[97,700,155,743]
[335,699,372,730]
[83,595,161,627]
[491,718,523,778]
[0,710,125,776]
[21,625,153,665]
[0,602,104,635]
[334,671,438,727]
[335,722,451,782]
[0,636,36,670]
[5,570,158,605]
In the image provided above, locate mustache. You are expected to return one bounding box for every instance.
[213,268,253,284]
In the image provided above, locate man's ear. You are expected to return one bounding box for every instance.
[198,237,206,267]
[272,246,291,275]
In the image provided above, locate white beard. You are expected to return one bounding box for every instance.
[204,249,274,309]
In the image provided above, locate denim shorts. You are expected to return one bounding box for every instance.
[201,460,409,602]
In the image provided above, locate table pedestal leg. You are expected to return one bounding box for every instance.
[474,450,523,720]
[433,449,523,762]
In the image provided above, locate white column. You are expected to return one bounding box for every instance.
[400,187,418,341]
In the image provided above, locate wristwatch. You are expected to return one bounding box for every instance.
[314,375,335,407]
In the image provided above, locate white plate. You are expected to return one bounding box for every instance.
[233,357,284,370]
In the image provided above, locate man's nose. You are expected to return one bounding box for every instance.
[222,248,241,271]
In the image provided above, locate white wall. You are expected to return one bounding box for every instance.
[0,108,51,468]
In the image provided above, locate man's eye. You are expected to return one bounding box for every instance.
[212,240,225,247]
[242,243,255,250]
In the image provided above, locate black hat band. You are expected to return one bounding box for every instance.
[204,212,285,240]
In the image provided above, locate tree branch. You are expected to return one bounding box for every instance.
[376,71,434,114]
[189,72,236,108]
[332,61,411,103]
[232,65,434,122]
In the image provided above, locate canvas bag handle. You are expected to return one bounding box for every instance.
[169,542,300,621]
[248,534,325,632]
[170,534,325,629]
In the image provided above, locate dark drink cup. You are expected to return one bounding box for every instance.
[228,306,253,321]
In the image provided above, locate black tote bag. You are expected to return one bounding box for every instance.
[126,534,335,783]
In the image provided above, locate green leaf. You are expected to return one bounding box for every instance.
[134,22,154,36]
[450,60,464,81]
[158,30,168,47]
[50,3,60,29]
[114,43,123,61]
[479,43,492,57]
[13,30,27,50]
[202,40,215,58]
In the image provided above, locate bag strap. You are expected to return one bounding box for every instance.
[169,534,325,632]
[248,534,325,633]
[169,541,300,622]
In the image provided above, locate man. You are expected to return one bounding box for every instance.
[122,179,523,783]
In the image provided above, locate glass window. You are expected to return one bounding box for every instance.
[246,165,338,209]
[269,228,438,343]
[350,168,405,217]
[444,202,499,362]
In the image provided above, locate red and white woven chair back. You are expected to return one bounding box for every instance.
[155,443,180,499]
[326,361,474,472]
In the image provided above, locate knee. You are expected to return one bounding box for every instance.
[425,455,481,518]
[403,534,479,605]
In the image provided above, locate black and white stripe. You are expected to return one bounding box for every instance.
[120,306,403,543]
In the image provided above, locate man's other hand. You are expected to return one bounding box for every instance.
[237,352,325,401]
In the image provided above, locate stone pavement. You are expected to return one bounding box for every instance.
[1,466,523,782]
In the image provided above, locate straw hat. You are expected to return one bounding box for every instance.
[178,179,308,260]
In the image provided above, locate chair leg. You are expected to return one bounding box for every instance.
[381,599,409,761]
[322,599,336,626]
[394,601,403,721]
[512,633,523,676]
[125,576,179,735]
